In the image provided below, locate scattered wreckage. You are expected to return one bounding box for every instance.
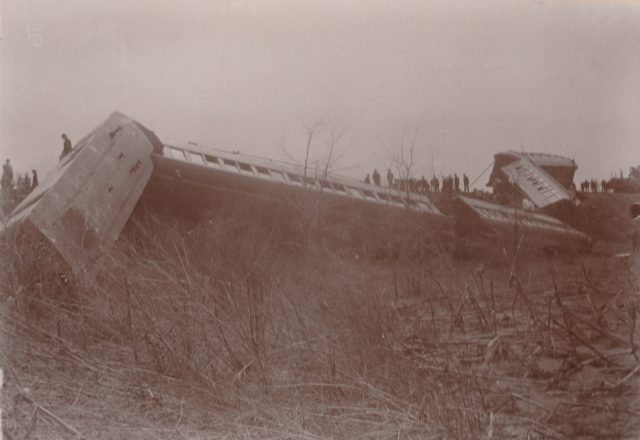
[1,112,593,277]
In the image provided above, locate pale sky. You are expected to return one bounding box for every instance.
[1,0,639,187]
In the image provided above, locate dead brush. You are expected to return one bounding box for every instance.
[13,193,639,438]
[0,222,78,316]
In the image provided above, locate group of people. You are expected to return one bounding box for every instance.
[2,159,39,193]
[0,133,72,214]
[363,169,471,195]
[578,177,637,194]
[579,179,608,193]
[1,133,71,193]
[1,159,39,214]
[577,168,640,194]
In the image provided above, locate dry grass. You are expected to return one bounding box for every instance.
[1,193,639,439]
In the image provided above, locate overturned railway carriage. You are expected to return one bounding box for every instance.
[1,112,447,276]
[488,151,579,210]
[150,142,444,216]
[1,112,162,275]
[454,196,591,254]
[489,151,577,190]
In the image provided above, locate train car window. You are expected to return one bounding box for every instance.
[204,154,222,168]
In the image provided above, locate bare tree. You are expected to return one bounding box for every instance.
[320,124,348,181]
[300,119,325,183]
[391,126,420,203]
[280,116,348,190]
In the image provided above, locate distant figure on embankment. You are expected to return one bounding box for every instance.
[1,159,13,191]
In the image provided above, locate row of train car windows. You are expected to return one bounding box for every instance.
[481,209,565,230]
[170,147,427,207]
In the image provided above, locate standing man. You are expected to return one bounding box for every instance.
[431,176,439,193]
[61,133,73,159]
[372,169,381,186]
[31,169,39,189]
[454,174,460,192]
[463,174,470,192]
[386,168,394,188]
[2,159,13,190]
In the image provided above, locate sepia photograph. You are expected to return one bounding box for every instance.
[1,0,639,438]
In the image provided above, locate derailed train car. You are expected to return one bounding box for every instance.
[488,151,580,210]
[1,112,163,276]
[454,196,592,254]
[1,111,596,278]
[1,112,449,277]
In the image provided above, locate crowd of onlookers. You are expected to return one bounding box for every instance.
[363,166,640,197]
[1,158,39,214]
[578,167,640,193]
[364,168,471,194]
[578,178,621,193]
[1,135,74,215]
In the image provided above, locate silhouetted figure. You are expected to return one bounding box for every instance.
[431,176,439,193]
[590,179,597,193]
[364,174,371,184]
[372,169,381,186]
[454,174,460,192]
[420,175,429,193]
[31,169,38,188]
[1,159,13,190]
[463,174,469,192]
[386,169,394,187]
[443,175,453,193]
[61,133,72,159]
[601,179,607,193]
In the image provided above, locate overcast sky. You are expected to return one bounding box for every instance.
[1,0,639,187]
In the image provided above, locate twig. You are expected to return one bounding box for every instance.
[449,293,466,335]
[19,392,84,439]
[564,308,628,345]
[466,285,489,331]
[551,273,580,362]
[512,392,551,415]
[2,427,15,440]
[562,349,630,377]
[174,398,184,431]
[552,319,611,366]
[610,363,640,389]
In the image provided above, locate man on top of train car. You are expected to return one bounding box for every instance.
[372,169,381,186]
[60,133,72,159]
[387,169,394,188]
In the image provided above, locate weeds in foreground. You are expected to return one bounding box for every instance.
[1,196,639,439]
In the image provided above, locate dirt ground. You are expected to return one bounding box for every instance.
[395,248,640,438]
